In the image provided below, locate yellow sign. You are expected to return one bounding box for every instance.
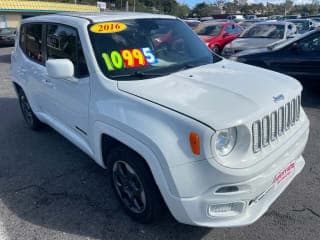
[90,22,127,33]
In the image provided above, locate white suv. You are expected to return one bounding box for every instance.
[10,12,309,227]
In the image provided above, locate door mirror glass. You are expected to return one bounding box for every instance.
[46,59,74,79]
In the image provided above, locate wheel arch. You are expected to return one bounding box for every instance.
[92,121,191,222]
[12,81,22,94]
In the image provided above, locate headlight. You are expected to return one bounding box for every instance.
[214,128,237,156]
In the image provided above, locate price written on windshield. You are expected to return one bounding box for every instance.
[101,47,158,71]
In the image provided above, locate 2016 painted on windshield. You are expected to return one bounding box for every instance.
[101,47,158,71]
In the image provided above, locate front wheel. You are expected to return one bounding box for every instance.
[108,146,165,223]
[18,89,42,130]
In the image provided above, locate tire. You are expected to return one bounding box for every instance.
[17,89,42,130]
[107,146,165,223]
[212,45,220,54]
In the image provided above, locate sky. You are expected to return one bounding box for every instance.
[180,0,313,8]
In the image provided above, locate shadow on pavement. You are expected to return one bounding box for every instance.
[300,82,320,109]
[0,97,210,239]
[0,54,11,64]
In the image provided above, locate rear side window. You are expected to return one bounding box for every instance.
[19,24,26,50]
[46,24,89,78]
[24,24,43,63]
[235,25,243,33]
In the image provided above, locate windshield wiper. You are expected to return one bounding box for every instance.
[176,63,200,72]
[111,71,167,80]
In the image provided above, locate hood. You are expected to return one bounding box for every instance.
[118,60,301,130]
[234,47,270,56]
[199,35,216,42]
[226,38,281,52]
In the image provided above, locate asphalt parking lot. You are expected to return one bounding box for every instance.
[0,46,319,240]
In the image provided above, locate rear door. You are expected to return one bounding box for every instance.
[42,23,90,138]
[16,23,46,112]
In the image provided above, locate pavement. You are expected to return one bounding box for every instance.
[0,46,319,240]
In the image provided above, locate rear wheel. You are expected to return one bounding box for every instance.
[18,89,42,130]
[108,146,165,223]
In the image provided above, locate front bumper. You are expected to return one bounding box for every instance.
[167,122,309,227]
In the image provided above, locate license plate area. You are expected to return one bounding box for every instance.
[274,162,295,185]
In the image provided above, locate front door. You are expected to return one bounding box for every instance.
[267,32,320,81]
[42,23,90,138]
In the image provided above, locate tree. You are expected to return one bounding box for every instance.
[192,2,211,17]
[175,4,191,18]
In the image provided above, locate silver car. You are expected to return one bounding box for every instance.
[222,21,297,57]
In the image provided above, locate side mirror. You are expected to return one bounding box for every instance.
[223,32,229,38]
[46,59,75,80]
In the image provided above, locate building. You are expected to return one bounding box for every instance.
[0,0,98,28]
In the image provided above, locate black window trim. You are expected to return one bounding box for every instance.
[19,21,89,78]
[45,22,90,79]
[19,22,46,66]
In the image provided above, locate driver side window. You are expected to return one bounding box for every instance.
[298,33,320,52]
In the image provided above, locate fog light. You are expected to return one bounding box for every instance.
[208,202,245,217]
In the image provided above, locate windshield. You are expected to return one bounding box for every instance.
[239,24,285,39]
[0,28,15,34]
[195,24,222,36]
[292,21,309,33]
[89,19,220,80]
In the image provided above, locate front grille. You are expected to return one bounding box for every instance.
[252,95,301,153]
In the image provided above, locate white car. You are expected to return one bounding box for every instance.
[9,12,309,227]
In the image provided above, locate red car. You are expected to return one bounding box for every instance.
[195,21,243,54]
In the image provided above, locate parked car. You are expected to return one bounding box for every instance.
[222,22,297,57]
[0,27,17,46]
[268,15,283,21]
[283,15,301,20]
[310,18,320,27]
[195,21,243,53]
[183,19,200,30]
[287,19,316,34]
[229,29,320,83]
[227,14,245,22]
[239,19,263,29]
[245,15,257,20]
[10,12,309,227]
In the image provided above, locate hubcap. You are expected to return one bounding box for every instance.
[112,161,146,214]
[20,95,34,126]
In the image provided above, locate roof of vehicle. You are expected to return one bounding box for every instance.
[286,19,311,22]
[255,21,291,26]
[23,11,176,23]
[184,19,200,23]
[201,20,233,25]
